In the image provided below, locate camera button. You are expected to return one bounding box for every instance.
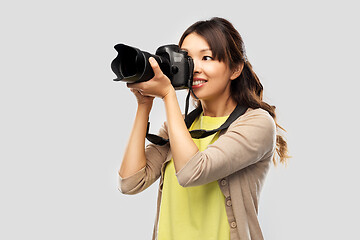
[171,66,179,74]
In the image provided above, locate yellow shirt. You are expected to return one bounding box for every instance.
[158,113,230,240]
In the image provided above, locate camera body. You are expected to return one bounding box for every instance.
[111,44,194,90]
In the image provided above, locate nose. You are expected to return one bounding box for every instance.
[193,58,202,75]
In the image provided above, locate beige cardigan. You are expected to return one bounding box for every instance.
[118,108,276,240]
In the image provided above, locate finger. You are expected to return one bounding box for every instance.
[127,82,144,89]
[129,87,145,95]
[129,88,138,94]
[149,57,163,77]
[129,88,142,97]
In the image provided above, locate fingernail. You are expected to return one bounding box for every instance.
[149,57,156,65]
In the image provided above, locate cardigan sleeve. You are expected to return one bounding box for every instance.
[118,122,170,195]
[176,109,276,187]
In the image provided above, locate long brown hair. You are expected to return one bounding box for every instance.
[179,17,290,165]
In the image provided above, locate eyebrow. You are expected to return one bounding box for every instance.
[181,48,212,53]
[200,48,212,52]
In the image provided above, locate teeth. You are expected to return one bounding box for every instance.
[192,80,206,86]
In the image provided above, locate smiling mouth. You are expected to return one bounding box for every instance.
[192,79,207,87]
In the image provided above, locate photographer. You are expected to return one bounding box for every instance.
[117,17,289,240]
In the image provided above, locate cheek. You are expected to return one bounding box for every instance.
[207,67,231,85]
[204,63,223,78]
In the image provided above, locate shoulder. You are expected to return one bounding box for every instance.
[225,108,277,149]
[231,108,276,130]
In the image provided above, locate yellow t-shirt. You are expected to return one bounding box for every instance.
[157,113,230,240]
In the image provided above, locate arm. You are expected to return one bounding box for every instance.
[127,57,199,173]
[119,102,151,179]
[118,120,170,194]
[118,90,168,194]
[175,109,277,187]
[162,89,199,172]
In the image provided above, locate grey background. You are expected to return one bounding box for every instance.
[1,0,359,239]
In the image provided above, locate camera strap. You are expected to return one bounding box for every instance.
[146,104,248,146]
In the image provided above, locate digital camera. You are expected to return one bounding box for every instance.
[111,44,194,89]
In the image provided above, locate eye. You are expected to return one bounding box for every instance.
[202,56,213,61]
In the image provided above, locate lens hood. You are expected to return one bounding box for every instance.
[111,44,156,83]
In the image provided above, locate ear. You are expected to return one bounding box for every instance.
[230,63,244,80]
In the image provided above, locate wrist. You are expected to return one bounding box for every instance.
[162,87,176,102]
[137,102,152,115]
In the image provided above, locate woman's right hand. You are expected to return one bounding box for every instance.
[129,88,155,109]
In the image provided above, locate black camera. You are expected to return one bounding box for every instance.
[111,44,194,89]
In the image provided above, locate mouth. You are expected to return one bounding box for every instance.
[192,78,207,88]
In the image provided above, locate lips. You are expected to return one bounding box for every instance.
[192,78,207,88]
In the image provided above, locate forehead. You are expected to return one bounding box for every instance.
[180,33,211,53]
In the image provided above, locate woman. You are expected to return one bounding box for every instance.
[118,17,289,240]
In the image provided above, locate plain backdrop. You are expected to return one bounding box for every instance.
[1,0,359,239]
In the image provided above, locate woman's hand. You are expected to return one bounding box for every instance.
[127,57,174,100]
[129,88,154,107]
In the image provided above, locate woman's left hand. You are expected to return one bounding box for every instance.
[127,57,174,99]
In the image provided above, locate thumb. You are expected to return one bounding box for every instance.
[149,57,163,76]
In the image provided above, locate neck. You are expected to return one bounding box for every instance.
[200,96,237,117]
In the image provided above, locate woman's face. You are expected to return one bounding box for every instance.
[180,33,237,102]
